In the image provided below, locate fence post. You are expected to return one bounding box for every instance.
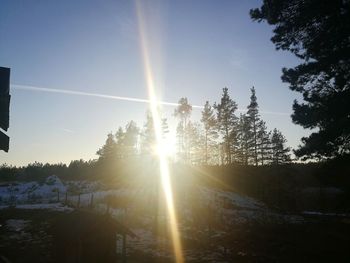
[90,193,94,208]
[65,191,68,204]
[57,189,60,202]
[77,193,81,208]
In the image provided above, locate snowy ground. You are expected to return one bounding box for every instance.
[0,175,333,261]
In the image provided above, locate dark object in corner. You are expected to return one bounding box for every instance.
[0,67,10,152]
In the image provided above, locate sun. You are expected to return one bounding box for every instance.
[155,138,176,158]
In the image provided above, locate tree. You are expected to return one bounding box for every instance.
[176,121,185,161]
[174,98,192,162]
[200,101,218,164]
[246,87,260,165]
[186,121,204,165]
[214,87,238,164]
[251,0,350,159]
[114,127,125,159]
[161,118,169,139]
[123,121,139,157]
[141,111,156,155]
[271,128,291,164]
[236,114,252,165]
[96,133,117,161]
[257,120,271,165]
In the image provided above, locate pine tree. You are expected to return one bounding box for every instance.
[96,133,118,161]
[214,87,238,164]
[124,121,139,157]
[141,111,156,155]
[186,121,204,164]
[161,118,169,139]
[115,127,125,159]
[200,101,218,164]
[246,87,260,165]
[174,98,192,162]
[271,128,291,165]
[176,121,185,161]
[251,1,350,159]
[237,114,252,165]
[257,120,271,165]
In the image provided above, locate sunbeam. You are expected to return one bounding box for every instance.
[135,1,184,263]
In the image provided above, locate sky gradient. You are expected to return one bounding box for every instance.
[0,0,309,166]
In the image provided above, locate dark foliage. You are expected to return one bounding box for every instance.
[251,0,350,159]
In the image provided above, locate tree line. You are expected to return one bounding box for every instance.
[97,87,291,166]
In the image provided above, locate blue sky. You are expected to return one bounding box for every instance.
[0,0,308,165]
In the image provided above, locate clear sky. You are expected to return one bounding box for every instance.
[0,0,308,166]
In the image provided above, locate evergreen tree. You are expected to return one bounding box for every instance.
[246,87,260,165]
[124,121,139,157]
[161,118,169,139]
[186,121,204,165]
[141,111,156,155]
[271,128,291,164]
[176,121,185,161]
[200,101,218,164]
[115,127,125,159]
[96,133,117,161]
[251,1,350,159]
[174,97,192,162]
[215,87,238,164]
[237,114,252,165]
[257,120,271,165]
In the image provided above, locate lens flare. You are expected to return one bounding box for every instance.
[135,2,184,263]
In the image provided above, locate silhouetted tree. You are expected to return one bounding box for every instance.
[215,88,238,164]
[176,121,185,161]
[257,120,271,165]
[186,121,204,164]
[96,133,117,161]
[115,127,126,159]
[123,121,139,157]
[271,128,291,164]
[251,0,350,159]
[175,98,192,162]
[141,111,156,155]
[237,114,252,165]
[201,101,218,164]
[246,87,260,165]
[161,118,169,139]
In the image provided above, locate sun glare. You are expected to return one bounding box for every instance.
[154,138,176,158]
[136,1,184,263]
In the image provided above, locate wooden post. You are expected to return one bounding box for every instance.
[57,189,60,202]
[90,193,94,208]
[65,191,68,204]
[77,193,81,208]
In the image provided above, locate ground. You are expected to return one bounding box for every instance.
[0,208,350,262]
[0,177,349,262]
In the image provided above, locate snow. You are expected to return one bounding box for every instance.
[0,176,310,260]
[4,219,33,241]
[0,175,66,204]
[0,203,73,212]
[5,219,30,232]
[198,186,265,210]
[302,211,350,217]
[0,176,305,224]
